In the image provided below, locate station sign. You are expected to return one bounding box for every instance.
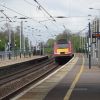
[92,32,100,38]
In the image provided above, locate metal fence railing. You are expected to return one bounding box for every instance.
[0,49,44,60]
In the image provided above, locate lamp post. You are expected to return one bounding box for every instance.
[19,20,23,58]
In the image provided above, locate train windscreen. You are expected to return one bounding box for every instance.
[57,39,68,44]
[56,39,68,48]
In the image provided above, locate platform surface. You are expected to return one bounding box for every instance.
[0,55,46,68]
[13,54,100,100]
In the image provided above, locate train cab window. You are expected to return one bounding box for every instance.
[57,39,68,44]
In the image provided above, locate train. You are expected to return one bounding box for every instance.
[53,39,74,63]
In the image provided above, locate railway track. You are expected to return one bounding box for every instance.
[0,57,60,100]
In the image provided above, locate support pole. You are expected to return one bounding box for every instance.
[88,22,91,69]
[98,18,100,67]
[20,21,23,58]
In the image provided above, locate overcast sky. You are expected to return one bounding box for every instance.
[0,0,100,44]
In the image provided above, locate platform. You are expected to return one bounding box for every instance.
[0,55,47,68]
[12,54,100,100]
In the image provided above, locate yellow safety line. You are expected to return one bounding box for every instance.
[64,55,84,100]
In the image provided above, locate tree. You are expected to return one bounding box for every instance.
[44,38,55,54]
[15,26,20,35]
[0,24,20,51]
[46,38,55,47]
[56,29,71,41]
[0,31,8,50]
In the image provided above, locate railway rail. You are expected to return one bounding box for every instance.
[0,57,61,100]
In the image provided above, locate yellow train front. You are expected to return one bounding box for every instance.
[53,39,73,63]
